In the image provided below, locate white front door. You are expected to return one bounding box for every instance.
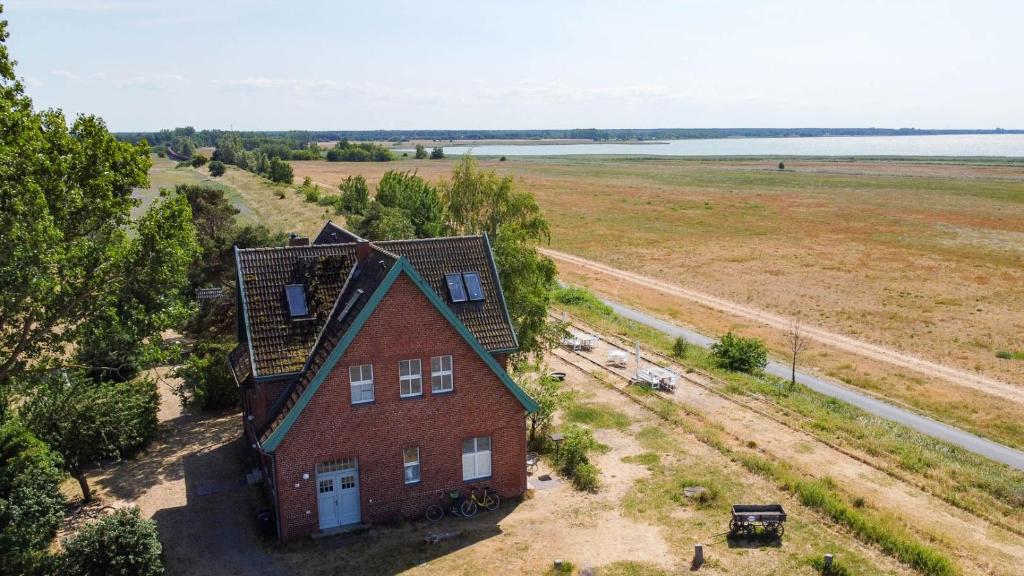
[316,467,361,529]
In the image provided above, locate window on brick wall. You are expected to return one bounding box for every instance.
[349,364,374,404]
[399,359,422,398]
[462,436,491,481]
[431,355,453,393]
[403,447,421,484]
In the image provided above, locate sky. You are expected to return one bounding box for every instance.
[3,0,1022,131]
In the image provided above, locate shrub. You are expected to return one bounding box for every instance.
[0,421,66,574]
[672,336,688,358]
[429,146,444,159]
[414,144,428,159]
[273,189,285,199]
[207,160,226,177]
[58,507,163,576]
[808,556,850,576]
[303,186,321,203]
[191,154,208,168]
[572,462,600,492]
[499,155,507,162]
[339,175,370,214]
[173,341,238,411]
[711,331,768,373]
[551,286,612,316]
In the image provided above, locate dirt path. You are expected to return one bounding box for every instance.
[554,331,1024,575]
[543,248,1024,405]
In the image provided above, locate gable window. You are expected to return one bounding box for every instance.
[445,273,467,303]
[403,447,421,484]
[431,355,453,393]
[284,284,309,317]
[462,436,491,481]
[399,359,422,398]
[349,364,374,404]
[463,272,484,301]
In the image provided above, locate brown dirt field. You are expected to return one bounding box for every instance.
[555,329,1024,575]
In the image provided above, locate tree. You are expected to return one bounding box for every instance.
[672,336,688,358]
[207,160,226,177]
[375,170,444,237]
[23,371,160,501]
[58,507,163,576]
[430,146,445,159]
[354,202,416,240]
[414,143,428,159]
[0,421,65,575]
[711,332,768,373]
[267,157,294,183]
[786,316,809,389]
[778,161,785,170]
[172,341,237,410]
[441,155,556,356]
[0,12,165,390]
[339,175,370,214]
[520,368,574,446]
[190,153,208,168]
[74,194,199,382]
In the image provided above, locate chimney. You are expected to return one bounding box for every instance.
[288,232,309,247]
[355,239,371,264]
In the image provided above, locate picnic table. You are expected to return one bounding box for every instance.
[607,349,629,368]
[635,366,678,392]
[561,329,598,352]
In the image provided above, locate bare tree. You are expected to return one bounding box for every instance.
[786,316,809,390]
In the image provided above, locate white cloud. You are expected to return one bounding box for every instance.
[49,69,81,80]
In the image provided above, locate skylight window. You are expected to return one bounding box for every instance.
[445,274,467,303]
[285,284,309,317]
[463,272,484,301]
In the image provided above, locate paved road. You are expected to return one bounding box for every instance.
[601,297,1024,471]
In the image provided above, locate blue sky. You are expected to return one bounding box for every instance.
[4,0,1022,131]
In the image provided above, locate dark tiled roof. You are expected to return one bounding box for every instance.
[259,246,398,443]
[228,343,251,385]
[377,236,518,352]
[237,224,518,383]
[314,221,363,245]
[236,244,358,377]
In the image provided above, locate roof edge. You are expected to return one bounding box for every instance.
[483,232,519,352]
[235,246,260,380]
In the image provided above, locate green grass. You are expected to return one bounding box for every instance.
[556,297,1024,532]
[735,452,955,576]
[564,401,632,431]
[591,561,671,576]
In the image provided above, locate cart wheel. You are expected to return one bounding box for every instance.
[743,523,756,537]
[775,523,785,538]
[728,518,738,533]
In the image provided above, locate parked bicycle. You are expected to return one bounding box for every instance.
[460,486,501,517]
[425,490,466,522]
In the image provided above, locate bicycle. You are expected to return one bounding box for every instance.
[460,486,501,517]
[425,490,466,522]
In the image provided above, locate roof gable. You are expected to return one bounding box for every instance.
[259,257,537,452]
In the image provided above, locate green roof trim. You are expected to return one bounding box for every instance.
[261,257,536,453]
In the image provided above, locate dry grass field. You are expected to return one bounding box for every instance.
[289,156,1024,447]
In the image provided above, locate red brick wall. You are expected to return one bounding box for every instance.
[271,273,527,539]
[244,378,292,429]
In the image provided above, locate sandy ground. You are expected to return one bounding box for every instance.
[552,326,1024,575]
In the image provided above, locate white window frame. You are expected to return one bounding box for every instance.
[431,355,453,393]
[399,359,423,398]
[461,436,492,481]
[349,364,374,404]
[403,447,421,484]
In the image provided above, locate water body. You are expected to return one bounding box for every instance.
[429,134,1024,157]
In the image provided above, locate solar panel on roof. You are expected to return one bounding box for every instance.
[445,273,467,303]
[463,272,484,301]
[285,284,309,317]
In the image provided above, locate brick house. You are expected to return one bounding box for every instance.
[228,222,537,539]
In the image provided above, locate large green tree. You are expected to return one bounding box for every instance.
[375,170,444,238]
[0,9,177,390]
[23,370,160,501]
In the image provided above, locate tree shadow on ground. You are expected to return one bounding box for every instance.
[89,408,240,503]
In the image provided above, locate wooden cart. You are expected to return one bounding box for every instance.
[729,504,786,537]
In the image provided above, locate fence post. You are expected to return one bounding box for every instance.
[823,554,833,573]
[693,543,704,568]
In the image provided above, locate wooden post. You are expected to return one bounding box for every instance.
[694,543,704,568]
[823,554,833,573]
